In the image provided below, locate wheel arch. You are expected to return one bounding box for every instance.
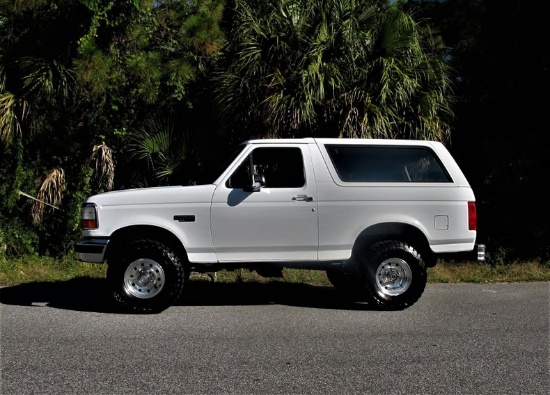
[351,222,436,267]
[105,225,188,264]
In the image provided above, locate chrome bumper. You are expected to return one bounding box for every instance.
[75,237,109,263]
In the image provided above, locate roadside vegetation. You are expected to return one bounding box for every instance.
[1,0,548,271]
[1,257,548,288]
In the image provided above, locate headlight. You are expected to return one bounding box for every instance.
[81,203,98,229]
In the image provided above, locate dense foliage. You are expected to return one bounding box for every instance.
[215,0,453,141]
[0,0,548,263]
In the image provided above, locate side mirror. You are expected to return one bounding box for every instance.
[243,172,265,192]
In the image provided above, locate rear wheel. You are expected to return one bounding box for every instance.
[107,239,186,313]
[362,240,427,310]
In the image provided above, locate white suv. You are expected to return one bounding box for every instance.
[76,138,481,312]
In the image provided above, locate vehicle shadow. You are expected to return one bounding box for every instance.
[0,277,113,313]
[180,280,376,311]
[0,277,377,314]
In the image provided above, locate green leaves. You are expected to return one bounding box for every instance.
[128,118,189,186]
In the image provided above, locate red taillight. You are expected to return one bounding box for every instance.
[468,201,477,231]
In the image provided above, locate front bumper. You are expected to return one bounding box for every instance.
[75,237,109,263]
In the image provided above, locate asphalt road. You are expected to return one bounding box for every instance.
[1,279,549,395]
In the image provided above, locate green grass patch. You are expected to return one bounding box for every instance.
[0,255,107,286]
[208,268,332,286]
[0,256,549,287]
[428,260,550,283]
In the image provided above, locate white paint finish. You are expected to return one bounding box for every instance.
[77,138,478,266]
[211,144,319,262]
[83,185,218,262]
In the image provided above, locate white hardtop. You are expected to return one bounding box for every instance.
[241,137,467,186]
[244,137,443,147]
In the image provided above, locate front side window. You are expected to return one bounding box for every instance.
[325,145,452,183]
[227,147,305,189]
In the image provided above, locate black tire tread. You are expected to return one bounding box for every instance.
[107,239,186,313]
[363,240,427,310]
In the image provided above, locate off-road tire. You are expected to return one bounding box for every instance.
[362,240,427,310]
[107,239,186,313]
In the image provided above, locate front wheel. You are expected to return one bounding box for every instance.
[107,239,186,313]
[362,241,427,310]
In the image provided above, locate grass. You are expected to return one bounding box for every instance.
[0,255,107,286]
[0,255,549,287]
[428,260,550,283]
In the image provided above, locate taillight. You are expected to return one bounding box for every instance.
[81,203,98,229]
[468,201,477,231]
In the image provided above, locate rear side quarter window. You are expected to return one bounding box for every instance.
[325,145,452,183]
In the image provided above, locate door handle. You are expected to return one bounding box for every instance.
[292,195,313,202]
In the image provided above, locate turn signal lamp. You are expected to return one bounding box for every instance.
[81,203,98,229]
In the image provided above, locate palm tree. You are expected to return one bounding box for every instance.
[215,0,454,141]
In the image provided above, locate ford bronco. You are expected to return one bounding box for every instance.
[75,138,481,312]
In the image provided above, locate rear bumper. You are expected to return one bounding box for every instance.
[476,244,486,261]
[433,243,486,263]
[75,237,109,263]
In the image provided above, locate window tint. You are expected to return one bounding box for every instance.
[325,145,451,183]
[227,147,305,188]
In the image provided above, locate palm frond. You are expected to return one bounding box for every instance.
[0,93,20,144]
[19,57,75,105]
[91,142,115,191]
[31,166,65,225]
[128,118,189,185]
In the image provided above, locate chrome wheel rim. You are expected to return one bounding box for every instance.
[123,259,165,299]
[375,258,412,296]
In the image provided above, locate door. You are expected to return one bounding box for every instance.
[211,144,318,262]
